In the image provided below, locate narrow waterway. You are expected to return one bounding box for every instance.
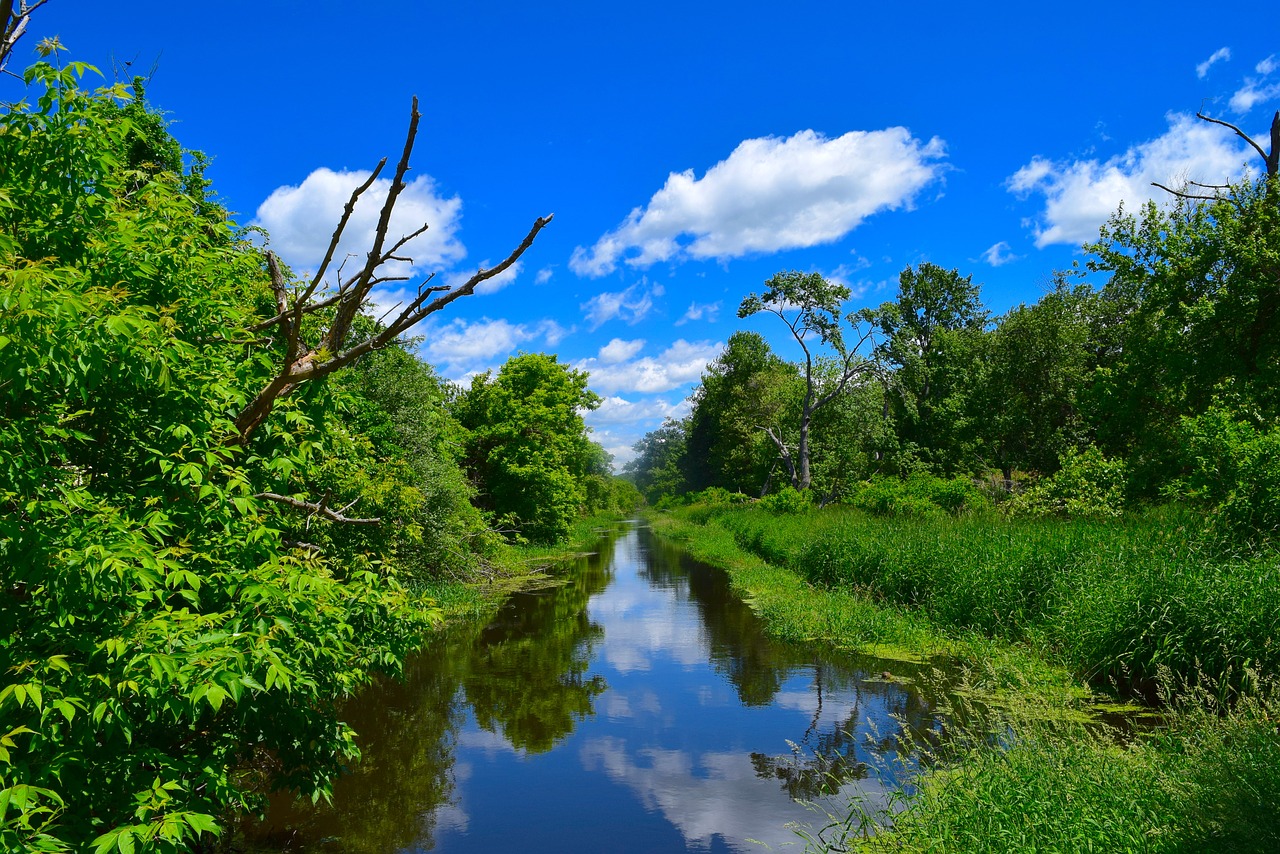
[243,522,944,853]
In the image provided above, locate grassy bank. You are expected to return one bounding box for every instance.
[651,505,1280,852]
[416,512,638,623]
[667,504,1279,698]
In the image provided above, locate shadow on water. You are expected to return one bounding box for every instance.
[235,522,945,853]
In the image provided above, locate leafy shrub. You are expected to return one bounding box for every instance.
[759,486,812,514]
[1008,445,1127,519]
[1173,404,1280,548]
[845,473,989,517]
[689,486,752,506]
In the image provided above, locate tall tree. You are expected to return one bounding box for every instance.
[979,276,1094,479]
[874,262,988,474]
[455,353,601,543]
[685,331,800,496]
[738,271,880,490]
[1085,174,1280,492]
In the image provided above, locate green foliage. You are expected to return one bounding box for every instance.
[337,340,505,579]
[1174,402,1280,548]
[845,474,990,518]
[688,486,752,506]
[685,331,802,495]
[978,275,1093,478]
[0,62,444,851]
[1084,179,1280,493]
[873,263,989,476]
[739,270,881,490]
[455,353,601,543]
[678,506,1280,698]
[1008,445,1127,519]
[758,486,813,514]
[624,417,691,504]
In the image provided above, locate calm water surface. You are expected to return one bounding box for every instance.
[245,522,944,852]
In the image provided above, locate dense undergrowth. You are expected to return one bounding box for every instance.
[696,504,1278,699]
[651,503,1280,852]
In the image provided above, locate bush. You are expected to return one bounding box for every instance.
[688,486,752,506]
[1008,446,1127,519]
[845,474,990,517]
[1173,404,1280,548]
[759,486,813,514]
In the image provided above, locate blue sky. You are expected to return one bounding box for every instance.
[30,2,1280,464]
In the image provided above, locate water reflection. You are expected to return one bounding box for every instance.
[240,523,944,853]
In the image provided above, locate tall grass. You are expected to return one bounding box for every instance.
[692,505,1280,698]
[804,676,1280,853]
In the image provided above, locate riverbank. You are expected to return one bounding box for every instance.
[418,513,638,623]
[650,504,1280,852]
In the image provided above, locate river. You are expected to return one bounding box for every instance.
[240,521,944,852]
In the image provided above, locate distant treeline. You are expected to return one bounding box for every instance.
[627,171,1280,545]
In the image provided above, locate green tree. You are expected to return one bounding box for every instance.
[980,276,1094,479]
[685,331,801,496]
[455,353,601,543]
[1085,174,1280,493]
[623,418,691,503]
[739,271,880,490]
[874,262,988,475]
[0,56,546,851]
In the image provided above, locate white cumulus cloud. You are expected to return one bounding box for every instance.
[599,338,646,363]
[570,128,946,277]
[577,339,722,395]
[255,168,465,278]
[418,317,572,377]
[1007,113,1252,248]
[1196,47,1231,78]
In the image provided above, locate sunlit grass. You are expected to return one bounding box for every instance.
[652,503,1280,851]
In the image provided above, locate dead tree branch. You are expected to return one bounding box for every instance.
[231,96,553,443]
[1154,110,1280,203]
[1194,110,1278,176]
[252,492,382,525]
[0,1,49,74]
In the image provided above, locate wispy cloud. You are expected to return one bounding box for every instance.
[980,241,1020,267]
[1196,47,1231,79]
[570,128,946,276]
[1229,55,1280,113]
[675,301,721,326]
[581,279,664,329]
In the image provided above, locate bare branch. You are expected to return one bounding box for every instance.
[246,290,344,333]
[322,98,422,354]
[309,163,384,293]
[253,492,381,525]
[231,97,554,445]
[1151,181,1227,202]
[1195,110,1276,175]
[757,426,796,486]
[0,1,49,73]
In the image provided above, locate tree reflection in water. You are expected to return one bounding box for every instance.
[462,536,616,753]
[236,524,945,853]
